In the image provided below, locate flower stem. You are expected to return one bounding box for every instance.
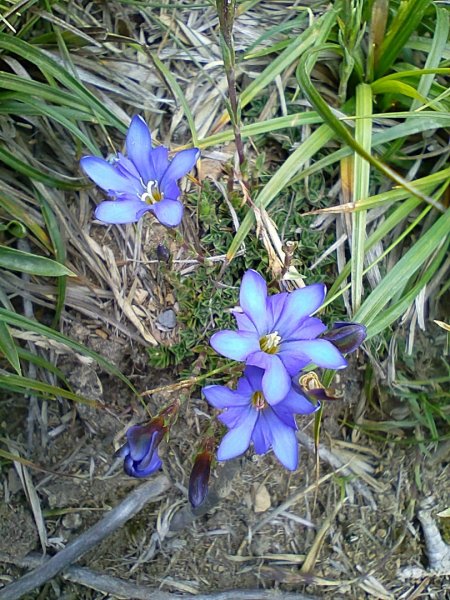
[140,360,239,397]
[216,0,246,172]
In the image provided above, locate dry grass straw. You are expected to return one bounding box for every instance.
[0,0,315,345]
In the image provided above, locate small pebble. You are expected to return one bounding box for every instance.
[157,309,177,329]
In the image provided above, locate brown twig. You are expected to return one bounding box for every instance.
[1,551,317,599]
[0,475,170,600]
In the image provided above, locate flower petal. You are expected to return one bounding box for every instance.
[262,356,291,405]
[233,311,257,333]
[219,406,252,429]
[150,146,170,183]
[160,148,199,190]
[115,153,141,180]
[149,198,184,227]
[281,339,348,370]
[203,384,249,409]
[217,408,258,461]
[81,156,142,196]
[126,425,153,461]
[210,330,259,361]
[239,270,268,335]
[277,348,310,376]
[272,388,317,427]
[242,366,264,392]
[124,452,162,477]
[267,292,288,330]
[251,414,272,454]
[246,353,291,405]
[287,317,327,340]
[274,283,326,338]
[263,411,298,470]
[95,200,151,224]
[126,116,154,182]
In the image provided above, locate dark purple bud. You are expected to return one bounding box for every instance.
[188,439,214,508]
[156,243,171,263]
[321,322,367,354]
[116,417,166,478]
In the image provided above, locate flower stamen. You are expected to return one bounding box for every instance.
[259,331,281,354]
[141,180,163,204]
[251,391,267,411]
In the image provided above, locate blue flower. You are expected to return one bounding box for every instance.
[116,419,165,478]
[203,366,318,470]
[210,270,348,404]
[81,115,200,227]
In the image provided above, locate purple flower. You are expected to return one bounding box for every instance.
[320,322,367,354]
[210,270,348,404]
[80,115,199,227]
[116,419,165,477]
[203,366,318,471]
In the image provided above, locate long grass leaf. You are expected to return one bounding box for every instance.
[351,83,372,312]
[354,208,450,329]
[0,374,103,407]
[0,245,74,276]
[0,308,137,393]
[214,8,337,130]
[296,45,445,212]
[226,124,334,260]
[0,321,21,375]
[375,0,432,77]
[0,33,125,132]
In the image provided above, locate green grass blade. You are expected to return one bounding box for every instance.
[375,0,432,77]
[198,111,323,148]
[366,242,449,338]
[0,374,103,408]
[150,52,199,147]
[16,347,67,384]
[0,308,137,393]
[411,6,450,111]
[354,208,450,330]
[214,8,337,129]
[0,245,75,276]
[36,189,68,327]
[0,321,21,375]
[0,146,81,190]
[296,46,445,212]
[351,83,372,312]
[226,123,334,261]
[0,33,126,132]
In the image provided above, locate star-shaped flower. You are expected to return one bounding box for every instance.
[203,366,318,470]
[210,270,348,404]
[81,115,199,227]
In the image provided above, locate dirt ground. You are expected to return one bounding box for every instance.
[1,325,449,600]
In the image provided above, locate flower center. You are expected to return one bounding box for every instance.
[259,331,281,354]
[141,180,163,204]
[251,391,267,411]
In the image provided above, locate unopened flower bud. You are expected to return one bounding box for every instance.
[156,243,170,263]
[188,438,215,508]
[116,401,180,478]
[321,322,366,354]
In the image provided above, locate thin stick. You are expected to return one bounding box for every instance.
[0,475,170,600]
[0,553,318,599]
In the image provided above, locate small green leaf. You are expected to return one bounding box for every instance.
[0,245,75,277]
